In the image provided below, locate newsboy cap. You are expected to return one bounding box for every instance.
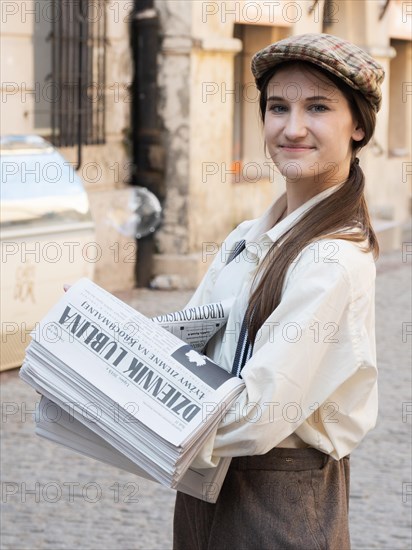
[251,33,385,112]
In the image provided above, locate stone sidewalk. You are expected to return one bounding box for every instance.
[1,245,411,550]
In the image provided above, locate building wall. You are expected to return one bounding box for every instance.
[152,0,412,288]
[0,0,136,292]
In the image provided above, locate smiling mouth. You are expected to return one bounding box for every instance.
[279,145,315,150]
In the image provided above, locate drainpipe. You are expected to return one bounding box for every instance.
[131,0,164,286]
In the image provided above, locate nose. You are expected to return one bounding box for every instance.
[283,108,308,141]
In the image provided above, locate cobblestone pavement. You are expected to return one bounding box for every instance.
[1,245,411,550]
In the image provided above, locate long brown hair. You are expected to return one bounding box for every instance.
[246,61,379,344]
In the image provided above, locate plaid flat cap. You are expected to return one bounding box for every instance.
[251,33,385,111]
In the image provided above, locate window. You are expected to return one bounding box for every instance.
[388,39,412,157]
[50,0,106,147]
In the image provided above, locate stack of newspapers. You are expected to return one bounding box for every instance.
[20,278,245,502]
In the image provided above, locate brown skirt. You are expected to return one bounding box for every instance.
[173,447,350,550]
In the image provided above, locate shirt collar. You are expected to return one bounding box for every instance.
[245,184,342,246]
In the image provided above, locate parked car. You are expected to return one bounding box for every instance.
[1,135,95,370]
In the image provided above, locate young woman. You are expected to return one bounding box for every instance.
[173,33,384,550]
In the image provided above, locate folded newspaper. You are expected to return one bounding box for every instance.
[20,278,244,502]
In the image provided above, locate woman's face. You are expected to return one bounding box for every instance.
[264,65,365,190]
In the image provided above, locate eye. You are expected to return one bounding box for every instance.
[308,104,329,113]
[267,104,288,113]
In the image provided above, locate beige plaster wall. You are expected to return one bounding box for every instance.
[189,46,241,251]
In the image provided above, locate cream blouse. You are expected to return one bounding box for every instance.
[188,186,377,469]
